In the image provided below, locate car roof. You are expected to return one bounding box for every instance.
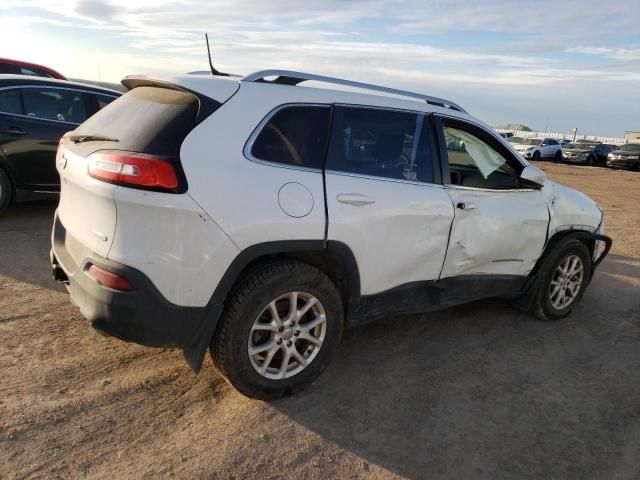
[0,74,121,96]
[127,70,480,125]
[0,57,66,79]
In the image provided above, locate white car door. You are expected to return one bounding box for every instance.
[435,117,549,278]
[325,106,454,295]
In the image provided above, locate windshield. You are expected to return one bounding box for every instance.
[508,136,523,144]
[523,139,540,145]
[618,144,640,152]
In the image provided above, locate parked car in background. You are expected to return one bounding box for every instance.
[559,139,571,147]
[562,142,614,166]
[51,69,611,399]
[0,58,67,80]
[0,75,120,212]
[511,137,562,161]
[607,143,640,171]
[507,136,524,145]
[498,132,513,138]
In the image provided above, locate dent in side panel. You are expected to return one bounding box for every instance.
[441,189,549,278]
[108,188,240,307]
[543,181,601,236]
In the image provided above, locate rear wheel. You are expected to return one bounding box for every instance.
[529,239,592,321]
[0,168,12,214]
[211,260,343,399]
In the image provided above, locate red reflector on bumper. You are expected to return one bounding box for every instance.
[87,265,133,291]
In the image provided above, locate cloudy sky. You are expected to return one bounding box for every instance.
[1,0,638,136]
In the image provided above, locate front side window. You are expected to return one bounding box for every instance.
[443,123,520,189]
[250,105,331,169]
[326,106,433,183]
[0,89,23,115]
[22,87,87,123]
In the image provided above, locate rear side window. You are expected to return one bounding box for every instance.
[250,105,331,169]
[74,86,200,156]
[22,87,87,123]
[0,64,15,74]
[0,89,23,115]
[96,94,116,109]
[326,106,433,183]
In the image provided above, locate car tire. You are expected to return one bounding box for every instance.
[554,150,562,162]
[529,239,592,321]
[211,260,344,400]
[586,155,594,166]
[0,168,12,214]
[532,150,541,161]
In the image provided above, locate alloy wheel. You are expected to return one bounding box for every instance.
[248,291,327,380]
[549,254,584,310]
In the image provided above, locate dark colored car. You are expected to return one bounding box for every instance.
[0,58,67,80]
[562,141,614,166]
[607,143,640,171]
[0,75,120,212]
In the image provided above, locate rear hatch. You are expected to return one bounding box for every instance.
[56,79,236,260]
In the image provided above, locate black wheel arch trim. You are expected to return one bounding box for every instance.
[512,229,612,312]
[183,239,361,372]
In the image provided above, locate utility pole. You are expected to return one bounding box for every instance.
[571,128,577,142]
[544,116,549,133]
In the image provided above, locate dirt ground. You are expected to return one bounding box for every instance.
[1,163,639,479]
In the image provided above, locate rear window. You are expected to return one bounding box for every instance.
[73,86,200,156]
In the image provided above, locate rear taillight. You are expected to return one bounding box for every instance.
[87,264,133,291]
[88,151,179,191]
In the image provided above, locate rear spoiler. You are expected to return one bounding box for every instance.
[120,75,236,124]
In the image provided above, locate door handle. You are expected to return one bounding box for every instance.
[456,202,477,211]
[337,194,375,207]
[0,127,26,136]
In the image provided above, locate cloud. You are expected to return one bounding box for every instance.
[75,0,119,22]
[1,0,638,135]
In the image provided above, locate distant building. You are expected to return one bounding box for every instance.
[624,131,640,143]
[495,123,532,132]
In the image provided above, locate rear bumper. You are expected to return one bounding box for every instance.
[50,212,222,372]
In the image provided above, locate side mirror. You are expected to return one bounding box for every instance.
[520,165,546,187]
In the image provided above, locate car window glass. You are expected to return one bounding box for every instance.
[443,125,519,189]
[326,107,432,182]
[96,95,116,109]
[22,88,87,123]
[0,89,23,115]
[0,64,14,74]
[251,106,331,169]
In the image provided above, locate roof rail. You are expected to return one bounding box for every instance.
[242,69,467,113]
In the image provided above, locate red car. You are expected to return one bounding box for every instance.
[0,58,67,80]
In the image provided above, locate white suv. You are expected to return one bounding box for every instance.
[512,137,563,161]
[51,70,611,398]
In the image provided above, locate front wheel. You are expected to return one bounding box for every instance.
[529,239,592,321]
[532,150,541,161]
[554,150,562,162]
[211,260,343,399]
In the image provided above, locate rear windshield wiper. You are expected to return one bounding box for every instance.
[69,134,119,144]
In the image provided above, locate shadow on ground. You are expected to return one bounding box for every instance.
[272,257,640,479]
[0,200,61,292]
